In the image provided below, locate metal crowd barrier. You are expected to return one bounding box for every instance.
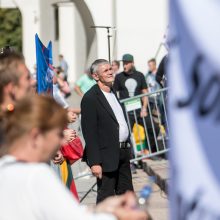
[120,88,169,162]
[74,88,169,202]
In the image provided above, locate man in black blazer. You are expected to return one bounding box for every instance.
[81,59,133,203]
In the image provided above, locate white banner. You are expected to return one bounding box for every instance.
[169,0,220,219]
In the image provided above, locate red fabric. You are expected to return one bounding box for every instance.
[70,180,79,201]
[61,137,84,165]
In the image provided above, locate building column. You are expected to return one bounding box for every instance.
[58,2,76,83]
[14,0,40,73]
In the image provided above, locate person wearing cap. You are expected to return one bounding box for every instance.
[81,59,134,204]
[113,54,160,153]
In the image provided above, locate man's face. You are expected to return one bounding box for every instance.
[123,61,134,73]
[94,63,114,85]
[13,63,32,100]
[148,61,156,73]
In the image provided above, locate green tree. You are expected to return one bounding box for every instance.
[0,8,22,52]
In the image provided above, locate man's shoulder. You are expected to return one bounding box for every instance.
[134,70,144,76]
[82,84,98,100]
[116,71,125,78]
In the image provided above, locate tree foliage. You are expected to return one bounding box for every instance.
[0,8,22,52]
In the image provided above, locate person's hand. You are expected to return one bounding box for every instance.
[95,192,148,220]
[52,150,65,164]
[91,165,102,179]
[68,107,81,114]
[140,107,147,118]
[67,110,78,123]
[63,129,77,143]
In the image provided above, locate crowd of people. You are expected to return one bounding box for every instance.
[0,50,148,220]
[0,45,167,219]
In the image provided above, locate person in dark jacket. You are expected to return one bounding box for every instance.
[156,55,168,88]
[81,59,133,204]
[113,54,160,153]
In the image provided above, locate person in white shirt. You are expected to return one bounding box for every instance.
[0,95,147,220]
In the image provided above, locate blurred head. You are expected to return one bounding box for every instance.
[0,52,31,106]
[55,66,63,74]
[0,95,68,162]
[148,58,157,73]
[122,54,134,73]
[58,54,64,61]
[90,59,114,86]
[0,46,14,54]
[85,68,93,79]
[111,60,120,74]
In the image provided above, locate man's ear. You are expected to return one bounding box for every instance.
[92,73,99,81]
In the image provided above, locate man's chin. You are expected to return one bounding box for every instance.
[105,81,114,86]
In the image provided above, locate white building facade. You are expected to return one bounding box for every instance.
[0,0,168,83]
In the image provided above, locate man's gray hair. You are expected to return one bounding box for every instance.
[90,59,109,75]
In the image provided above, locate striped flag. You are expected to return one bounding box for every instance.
[60,160,79,200]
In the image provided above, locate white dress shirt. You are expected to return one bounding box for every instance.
[102,90,129,142]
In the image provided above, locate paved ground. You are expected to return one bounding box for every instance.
[73,164,169,220]
[67,90,169,220]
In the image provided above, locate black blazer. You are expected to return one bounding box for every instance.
[81,84,129,172]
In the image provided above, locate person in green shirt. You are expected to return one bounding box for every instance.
[74,69,96,97]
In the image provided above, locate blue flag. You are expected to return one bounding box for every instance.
[35,34,53,95]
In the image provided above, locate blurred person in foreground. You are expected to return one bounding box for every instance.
[0,49,31,148]
[0,50,80,198]
[0,50,32,112]
[0,95,147,220]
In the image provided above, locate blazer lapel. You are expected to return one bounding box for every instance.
[95,85,118,124]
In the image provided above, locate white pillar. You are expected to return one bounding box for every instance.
[58,3,76,83]
[85,0,114,61]
[39,0,59,65]
[13,0,40,73]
